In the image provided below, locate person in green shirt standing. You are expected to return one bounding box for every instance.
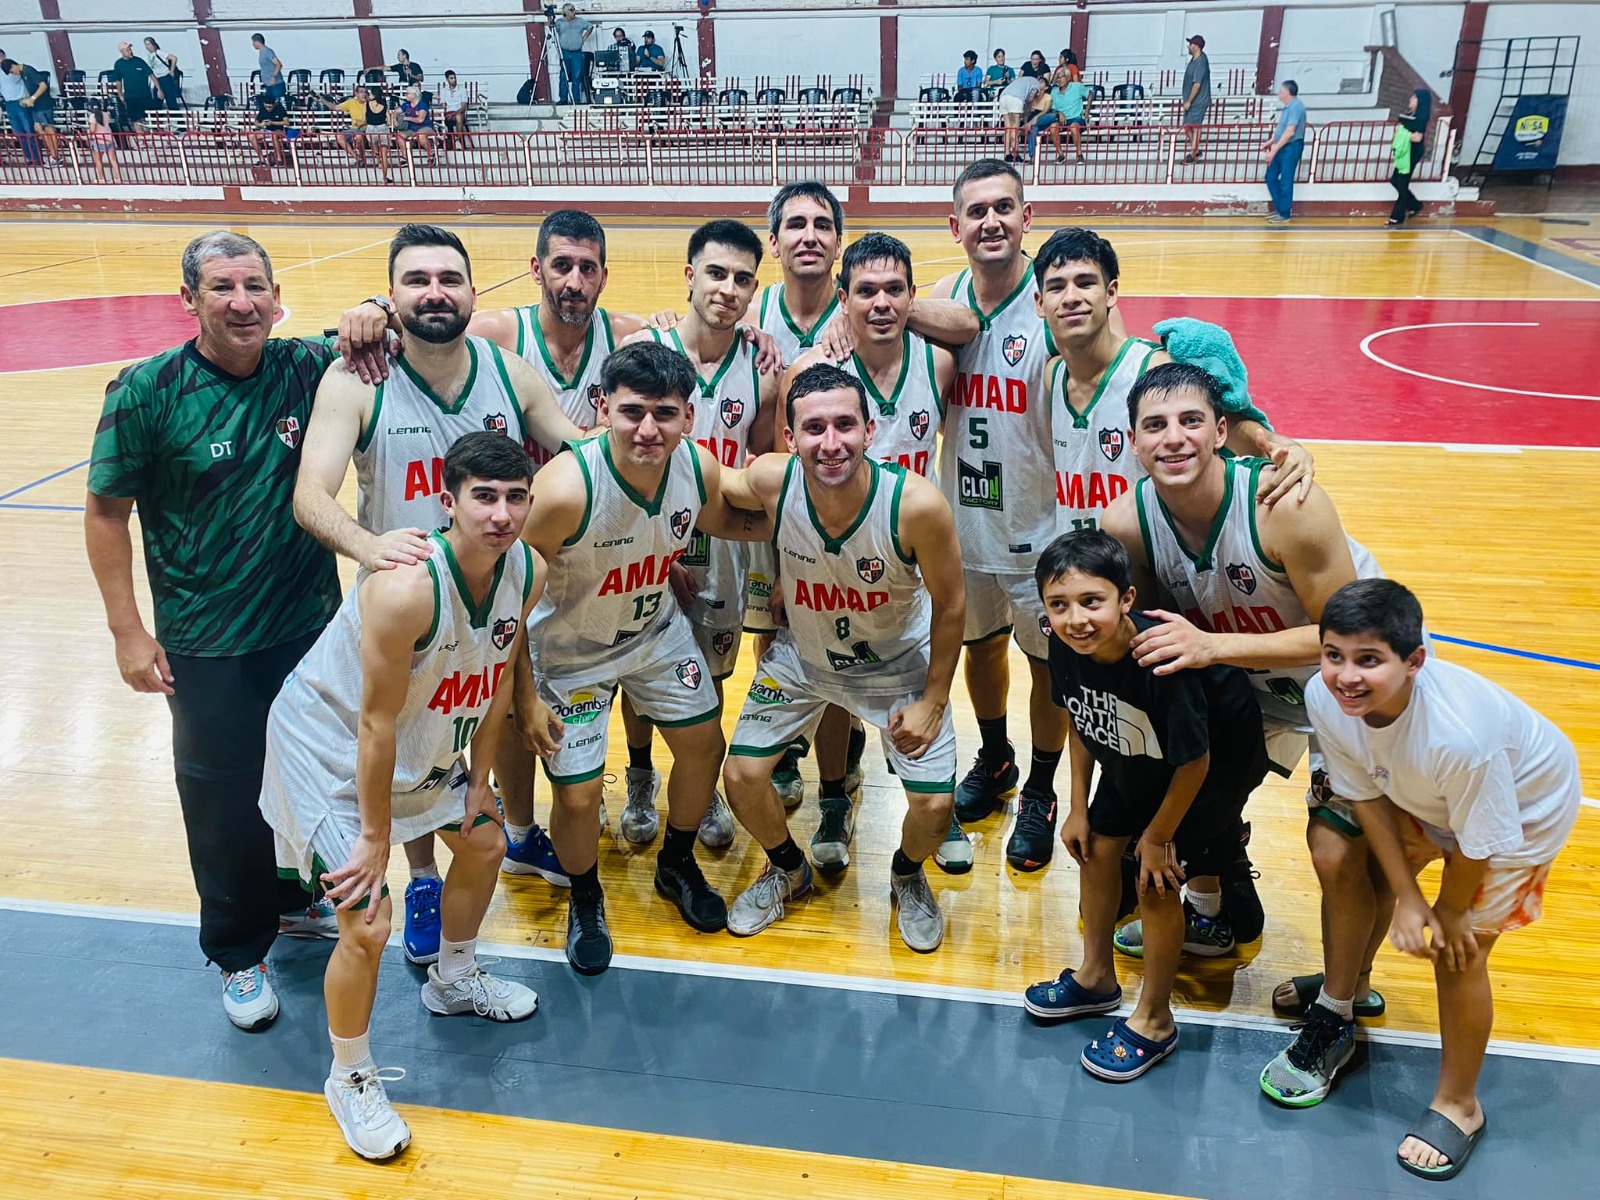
[85,231,345,1033]
[1387,89,1432,227]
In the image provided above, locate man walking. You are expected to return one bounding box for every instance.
[1263,81,1307,223]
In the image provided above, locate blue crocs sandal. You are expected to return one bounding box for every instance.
[1398,1108,1487,1182]
[1081,1017,1178,1082]
[1023,970,1122,1021]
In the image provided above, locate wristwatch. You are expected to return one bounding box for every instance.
[364,295,395,316]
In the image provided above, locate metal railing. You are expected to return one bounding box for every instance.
[0,118,1452,192]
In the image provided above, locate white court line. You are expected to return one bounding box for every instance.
[1305,435,1600,453]
[275,237,390,273]
[1452,227,1600,294]
[1583,796,1600,810]
[6,896,1600,1066]
[1359,322,1600,403]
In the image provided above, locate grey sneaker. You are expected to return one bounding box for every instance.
[1114,903,1235,958]
[844,761,865,796]
[772,747,806,810]
[1267,213,1290,224]
[810,795,855,873]
[621,766,661,844]
[420,963,538,1022]
[890,866,945,952]
[1260,1003,1360,1107]
[698,790,736,849]
[933,815,974,874]
[728,859,813,936]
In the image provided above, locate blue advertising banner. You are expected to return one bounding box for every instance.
[1492,94,1568,172]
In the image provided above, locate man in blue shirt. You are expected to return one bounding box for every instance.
[1262,80,1308,223]
[637,31,667,72]
[956,51,982,94]
[252,34,285,100]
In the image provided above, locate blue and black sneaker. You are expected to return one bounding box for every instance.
[502,825,571,887]
[402,876,442,965]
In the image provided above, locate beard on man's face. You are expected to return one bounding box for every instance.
[400,302,470,344]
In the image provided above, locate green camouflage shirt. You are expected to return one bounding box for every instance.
[89,337,342,656]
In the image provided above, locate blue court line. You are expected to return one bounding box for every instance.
[1434,633,1600,672]
[0,458,89,502]
[0,503,83,512]
[1457,226,1600,290]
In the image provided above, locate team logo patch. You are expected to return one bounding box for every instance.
[856,556,885,584]
[675,658,703,690]
[1039,614,1052,639]
[491,616,518,650]
[910,409,930,440]
[720,397,744,428]
[587,384,604,410]
[1002,334,1027,367]
[1226,562,1258,595]
[670,507,692,539]
[1098,428,1125,462]
[483,412,508,436]
[712,630,735,656]
[275,416,301,449]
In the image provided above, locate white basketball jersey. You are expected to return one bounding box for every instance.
[263,533,532,836]
[774,457,931,688]
[1136,456,1381,724]
[940,264,1056,572]
[758,283,839,365]
[1051,338,1158,532]
[353,337,524,535]
[531,436,704,669]
[842,330,943,479]
[650,327,760,628]
[514,304,614,465]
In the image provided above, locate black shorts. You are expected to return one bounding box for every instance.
[1088,778,1249,877]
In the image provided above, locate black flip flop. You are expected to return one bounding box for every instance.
[1398,1108,1486,1182]
[1273,973,1385,1018]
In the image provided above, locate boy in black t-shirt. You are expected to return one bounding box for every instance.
[1023,531,1267,1081]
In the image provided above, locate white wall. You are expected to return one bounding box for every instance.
[1278,8,1372,95]
[1393,2,1465,96]
[898,13,992,85]
[716,16,880,87]
[1468,1,1600,165]
[218,27,365,86]
[0,31,53,74]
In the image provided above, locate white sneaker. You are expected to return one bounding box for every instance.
[698,790,736,849]
[598,798,609,829]
[933,816,974,874]
[890,867,945,952]
[279,898,339,939]
[222,964,280,1031]
[325,1066,411,1161]
[420,963,538,1022]
[621,766,661,844]
[727,859,813,936]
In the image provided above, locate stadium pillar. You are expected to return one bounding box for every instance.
[1070,12,1088,69]
[880,0,897,100]
[1256,6,1283,95]
[191,0,230,97]
[354,0,385,71]
[698,0,716,85]
[1449,2,1488,131]
[37,2,75,82]
[523,1,551,102]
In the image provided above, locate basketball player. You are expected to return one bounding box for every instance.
[1098,362,1393,1108]
[261,433,547,1162]
[612,219,781,847]
[86,231,342,1032]
[518,341,772,975]
[783,232,957,873]
[295,224,585,965]
[1020,226,1312,870]
[717,363,964,950]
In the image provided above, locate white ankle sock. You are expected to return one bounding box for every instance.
[1317,988,1355,1021]
[505,821,534,844]
[1185,886,1222,918]
[408,862,441,882]
[330,1029,375,1075]
[438,936,477,983]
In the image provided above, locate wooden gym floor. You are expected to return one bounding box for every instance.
[1,213,1597,1199]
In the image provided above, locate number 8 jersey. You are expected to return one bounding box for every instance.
[774,456,931,690]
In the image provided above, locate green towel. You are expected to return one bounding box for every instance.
[1152,316,1273,431]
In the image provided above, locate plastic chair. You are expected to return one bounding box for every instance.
[719,88,748,106]
[287,69,311,93]
[919,86,951,104]
[319,69,345,93]
[799,87,827,105]
[683,89,712,108]
[756,87,785,106]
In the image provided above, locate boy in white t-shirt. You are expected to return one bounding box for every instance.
[1307,578,1580,1184]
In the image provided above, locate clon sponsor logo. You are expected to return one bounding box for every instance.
[748,675,790,705]
[556,691,608,725]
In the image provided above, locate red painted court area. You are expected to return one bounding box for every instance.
[1120,296,1600,448]
[0,295,286,374]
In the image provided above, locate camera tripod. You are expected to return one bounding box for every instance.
[668,23,693,87]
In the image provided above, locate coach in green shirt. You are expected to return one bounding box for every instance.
[86,231,343,1031]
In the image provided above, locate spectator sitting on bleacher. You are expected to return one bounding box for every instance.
[111,42,154,132]
[998,71,1043,162]
[1057,48,1079,75]
[251,90,290,166]
[312,85,370,164]
[1028,67,1091,164]
[1025,51,1048,79]
[985,50,1014,91]
[637,31,666,72]
[390,49,423,87]
[610,27,634,71]
[398,86,437,163]
[439,71,469,145]
[956,51,982,94]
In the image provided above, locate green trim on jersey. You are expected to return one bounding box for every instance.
[1062,335,1147,429]
[600,433,673,516]
[804,456,880,556]
[564,438,593,546]
[903,778,958,794]
[668,327,743,400]
[886,463,915,565]
[519,541,536,604]
[922,337,945,418]
[687,441,708,505]
[432,529,508,629]
[418,556,444,651]
[1134,478,1159,584]
[773,454,797,547]
[514,305,529,360]
[485,341,529,445]
[958,258,1034,331]
[396,340,478,416]
[528,304,606,390]
[778,285,839,349]
[652,706,722,729]
[1242,457,1288,572]
[357,380,384,454]
[1153,458,1236,571]
[852,330,911,417]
